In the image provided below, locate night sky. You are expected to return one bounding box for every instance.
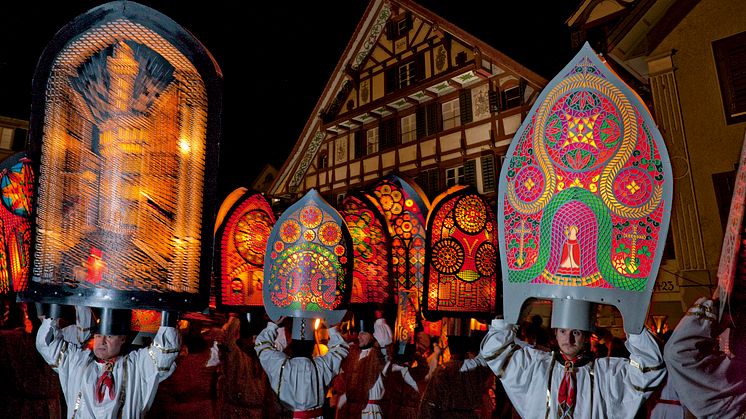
[0,1,580,201]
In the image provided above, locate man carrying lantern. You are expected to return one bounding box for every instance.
[36,307,180,418]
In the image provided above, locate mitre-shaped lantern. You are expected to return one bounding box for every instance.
[263,189,352,340]
[20,1,222,312]
[497,43,672,333]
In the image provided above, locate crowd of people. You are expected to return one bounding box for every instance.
[0,294,742,418]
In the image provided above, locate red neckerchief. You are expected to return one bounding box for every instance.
[557,352,590,417]
[95,357,118,403]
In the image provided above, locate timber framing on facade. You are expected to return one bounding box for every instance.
[268,0,548,207]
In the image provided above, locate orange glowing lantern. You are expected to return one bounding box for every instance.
[20,2,222,311]
[214,188,276,310]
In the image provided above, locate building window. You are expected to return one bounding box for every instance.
[12,128,26,151]
[713,31,746,124]
[401,114,416,143]
[0,127,14,150]
[502,85,523,109]
[416,102,441,139]
[318,151,328,169]
[385,54,424,93]
[442,98,461,130]
[354,131,365,159]
[415,168,440,200]
[399,61,417,89]
[387,12,412,40]
[367,128,378,154]
[445,165,464,187]
[379,118,398,150]
[462,155,498,194]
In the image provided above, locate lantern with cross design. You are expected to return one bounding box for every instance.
[497,43,672,333]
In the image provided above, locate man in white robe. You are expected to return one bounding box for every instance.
[255,318,349,419]
[36,308,180,419]
[664,297,746,418]
[373,310,393,361]
[479,318,665,419]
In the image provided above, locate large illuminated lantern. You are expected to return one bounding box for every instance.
[423,185,500,320]
[0,153,34,294]
[263,189,352,340]
[338,192,392,305]
[498,43,672,333]
[214,188,275,310]
[20,1,222,311]
[367,174,430,344]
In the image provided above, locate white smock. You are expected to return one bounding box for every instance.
[479,318,665,419]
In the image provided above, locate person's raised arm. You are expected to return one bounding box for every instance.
[314,325,350,384]
[61,305,94,345]
[131,311,181,382]
[254,318,288,391]
[35,304,87,374]
[664,297,746,418]
[479,318,520,375]
[622,326,666,394]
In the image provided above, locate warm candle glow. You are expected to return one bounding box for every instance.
[179,138,191,154]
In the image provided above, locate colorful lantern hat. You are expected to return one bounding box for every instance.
[338,191,393,305]
[214,189,276,310]
[263,188,352,340]
[20,1,222,312]
[497,42,672,333]
[423,185,500,321]
[0,153,34,295]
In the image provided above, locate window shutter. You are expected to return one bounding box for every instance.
[416,106,426,139]
[427,102,441,135]
[385,21,396,40]
[380,119,397,149]
[416,54,426,82]
[354,131,365,159]
[428,169,440,199]
[416,169,440,200]
[385,66,397,94]
[459,89,473,124]
[481,155,496,193]
[379,122,388,149]
[464,159,477,187]
[489,90,500,113]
